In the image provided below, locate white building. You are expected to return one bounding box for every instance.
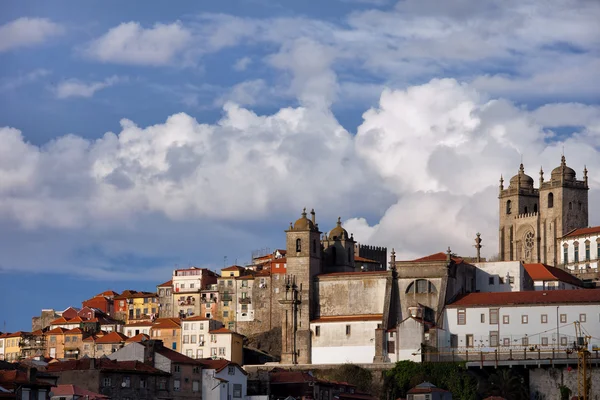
[180,317,223,360]
[310,315,381,364]
[560,226,600,272]
[441,290,600,352]
[124,321,153,337]
[473,261,529,292]
[523,263,584,290]
[0,334,5,360]
[198,359,247,400]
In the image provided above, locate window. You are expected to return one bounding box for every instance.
[241,280,248,288]
[548,192,553,208]
[585,241,590,261]
[346,325,351,335]
[296,238,301,252]
[480,313,485,323]
[503,338,510,346]
[574,242,579,262]
[503,315,509,324]
[143,308,148,315]
[183,335,189,344]
[541,314,548,324]
[173,364,181,373]
[490,331,499,347]
[97,344,103,350]
[233,383,242,398]
[193,380,200,392]
[172,342,176,350]
[509,276,514,284]
[174,379,181,391]
[211,348,217,356]
[466,334,474,348]
[457,309,466,325]
[569,202,573,210]
[190,283,195,289]
[312,239,317,254]
[561,337,568,346]
[542,337,548,346]
[102,377,111,387]
[490,309,499,325]
[580,314,586,322]
[180,284,185,289]
[65,336,71,343]
[564,245,569,265]
[241,292,247,299]
[228,366,236,375]
[122,377,131,388]
[521,315,528,324]
[139,377,147,388]
[223,311,229,318]
[197,349,203,358]
[191,335,196,343]
[489,277,494,285]
[211,334,217,342]
[186,349,193,357]
[416,279,428,293]
[522,337,529,346]
[158,379,167,390]
[506,200,512,214]
[219,347,226,356]
[172,329,177,336]
[560,314,567,323]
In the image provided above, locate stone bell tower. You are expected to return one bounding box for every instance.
[280,208,321,364]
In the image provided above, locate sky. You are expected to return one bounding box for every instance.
[0,0,599,332]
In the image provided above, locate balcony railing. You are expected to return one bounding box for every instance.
[239,298,251,304]
[221,296,233,302]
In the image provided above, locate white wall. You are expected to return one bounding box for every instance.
[124,325,151,337]
[473,261,525,292]
[0,338,4,359]
[202,366,247,400]
[310,320,378,364]
[181,319,223,359]
[533,280,580,291]
[560,234,600,271]
[442,303,600,351]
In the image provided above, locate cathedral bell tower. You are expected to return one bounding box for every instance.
[321,217,356,272]
[280,208,321,364]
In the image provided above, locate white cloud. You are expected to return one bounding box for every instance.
[0,17,64,52]
[54,75,124,99]
[215,79,271,106]
[84,21,191,66]
[1,69,51,91]
[233,56,252,71]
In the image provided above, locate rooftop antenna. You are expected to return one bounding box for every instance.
[223,256,227,268]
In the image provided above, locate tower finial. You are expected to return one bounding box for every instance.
[389,248,396,270]
[584,165,588,187]
[310,208,316,224]
[302,207,307,217]
[499,175,504,191]
[539,166,544,185]
[336,216,341,226]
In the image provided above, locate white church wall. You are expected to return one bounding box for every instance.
[310,320,378,364]
[473,261,526,292]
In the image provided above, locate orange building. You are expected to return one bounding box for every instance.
[151,318,182,352]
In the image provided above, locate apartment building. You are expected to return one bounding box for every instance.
[172,267,219,319]
[560,226,600,272]
[180,317,223,359]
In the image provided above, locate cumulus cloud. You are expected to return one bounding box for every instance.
[84,21,191,66]
[233,56,252,71]
[0,17,64,52]
[54,75,124,99]
[1,69,51,91]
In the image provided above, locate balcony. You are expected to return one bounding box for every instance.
[239,298,251,305]
[221,296,233,302]
[178,300,196,306]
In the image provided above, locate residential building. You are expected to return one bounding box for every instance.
[407,382,452,400]
[180,317,223,359]
[441,290,600,352]
[93,332,129,357]
[49,316,95,332]
[269,369,362,400]
[50,384,108,400]
[4,332,28,362]
[200,284,220,320]
[44,328,67,359]
[151,318,182,352]
[473,261,531,292]
[560,226,600,275]
[206,328,244,364]
[523,263,584,290]
[18,330,46,359]
[173,267,220,319]
[157,279,174,318]
[113,290,159,323]
[498,157,589,265]
[124,321,153,338]
[198,358,247,400]
[0,333,6,360]
[217,266,245,329]
[237,274,255,323]
[47,358,171,400]
[81,291,118,315]
[0,368,54,400]
[108,340,203,399]
[62,328,86,360]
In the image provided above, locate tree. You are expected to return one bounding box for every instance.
[485,369,528,400]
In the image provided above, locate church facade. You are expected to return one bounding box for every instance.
[498,156,589,266]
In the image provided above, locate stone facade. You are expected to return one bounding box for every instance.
[499,157,589,266]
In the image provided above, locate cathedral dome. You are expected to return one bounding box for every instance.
[509,164,534,189]
[329,217,349,240]
[551,155,576,181]
[293,209,316,231]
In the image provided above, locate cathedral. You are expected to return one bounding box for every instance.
[498,156,589,265]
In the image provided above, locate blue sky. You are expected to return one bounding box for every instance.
[1,0,599,332]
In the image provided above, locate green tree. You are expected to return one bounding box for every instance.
[485,369,528,400]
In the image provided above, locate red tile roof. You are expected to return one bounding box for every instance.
[124,321,154,327]
[51,384,108,399]
[182,316,212,322]
[355,255,379,263]
[64,328,84,334]
[311,314,383,323]
[404,252,463,263]
[157,279,173,287]
[152,318,181,329]
[209,328,243,336]
[155,346,202,365]
[113,291,157,300]
[94,331,129,344]
[197,358,246,374]
[449,290,600,307]
[44,327,68,335]
[47,358,168,375]
[0,370,53,390]
[4,331,28,338]
[96,290,119,297]
[67,316,85,323]
[524,263,583,287]
[125,333,149,343]
[50,317,69,325]
[222,265,244,272]
[564,226,600,238]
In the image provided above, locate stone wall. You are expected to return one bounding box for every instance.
[529,366,600,400]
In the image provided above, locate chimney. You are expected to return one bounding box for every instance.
[310,209,316,224]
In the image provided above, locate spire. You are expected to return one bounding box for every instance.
[301,208,307,218]
[474,233,482,263]
[539,166,544,186]
[446,246,452,265]
[310,209,316,224]
[584,165,588,187]
[499,175,504,191]
[336,216,342,227]
[389,248,396,270]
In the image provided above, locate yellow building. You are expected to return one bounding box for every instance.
[4,332,26,362]
[44,327,67,359]
[151,318,182,352]
[113,290,159,323]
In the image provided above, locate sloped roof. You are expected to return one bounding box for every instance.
[222,265,244,272]
[182,316,212,322]
[355,255,379,263]
[524,263,583,287]
[44,328,68,335]
[407,381,448,394]
[47,358,168,375]
[404,252,463,263]
[50,317,69,325]
[197,358,246,374]
[125,333,149,343]
[152,318,181,329]
[0,370,53,390]
[155,346,202,365]
[448,290,600,307]
[157,279,173,287]
[209,328,243,336]
[564,226,600,238]
[64,328,84,334]
[124,321,153,327]
[94,332,129,344]
[96,290,119,297]
[51,384,109,399]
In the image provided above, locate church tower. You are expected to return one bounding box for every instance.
[321,217,356,272]
[280,208,322,364]
[538,156,589,265]
[498,164,540,262]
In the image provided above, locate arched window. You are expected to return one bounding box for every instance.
[548,193,553,208]
[312,239,317,254]
[348,248,351,263]
[406,279,438,294]
[296,238,301,252]
[506,200,512,214]
[533,204,538,213]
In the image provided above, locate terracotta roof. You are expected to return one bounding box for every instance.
[50,317,69,325]
[316,271,387,278]
[448,290,600,307]
[96,290,119,297]
[236,274,255,280]
[311,314,383,323]
[51,384,108,399]
[222,265,244,272]
[524,263,583,287]
[113,291,157,300]
[47,358,168,375]
[4,331,28,338]
[355,255,379,263]
[157,279,173,287]
[209,328,243,336]
[45,327,68,335]
[155,346,202,365]
[95,332,129,344]
[403,252,463,263]
[152,318,181,329]
[197,358,246,374]
[182,316,212,322]
[64,328,84,334]
[0,370,53,390]
[564,226,600,238]
[67,316,85,323]
[126,333,149,343]
[124,321,153,327]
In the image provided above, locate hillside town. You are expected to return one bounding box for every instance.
[1,158,599,399]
